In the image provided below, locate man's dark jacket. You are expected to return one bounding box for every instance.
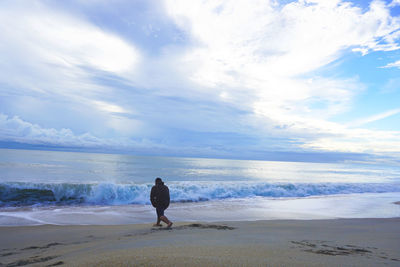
[150,182,170,209]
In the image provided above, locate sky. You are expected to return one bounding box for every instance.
[0,0,400,161]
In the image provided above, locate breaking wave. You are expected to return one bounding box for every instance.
[1,181,400,206]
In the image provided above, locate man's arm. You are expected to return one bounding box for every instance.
[150,187,157,207]
[165,187,170,208]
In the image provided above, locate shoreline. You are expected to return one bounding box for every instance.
[1,192,399,226]
[1,218,399,266]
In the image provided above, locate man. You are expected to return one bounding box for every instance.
[150,177,173,228]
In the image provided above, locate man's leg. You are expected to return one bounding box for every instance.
[153,218,162,227]
[157,207,173,228]
[160,216,173,228]
[153,208,162,226]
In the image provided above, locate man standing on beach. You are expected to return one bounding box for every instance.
[150,177,173,228]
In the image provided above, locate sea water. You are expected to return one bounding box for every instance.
[0,148,399,225]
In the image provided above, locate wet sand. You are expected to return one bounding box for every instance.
[0,218,399,266]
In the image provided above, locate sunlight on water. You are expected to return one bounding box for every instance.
[1,149,399,184]
[1,149,400,225]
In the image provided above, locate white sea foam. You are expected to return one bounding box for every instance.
[0,192,399,226]
[1,181,400,206]
[1,150,399,226]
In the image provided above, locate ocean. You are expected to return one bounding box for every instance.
[0,148,399,225]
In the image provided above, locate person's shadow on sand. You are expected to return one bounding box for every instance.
[151,223,235,231]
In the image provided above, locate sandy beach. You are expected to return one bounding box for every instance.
[0,218,399,266]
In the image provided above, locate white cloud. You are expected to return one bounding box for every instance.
[0,1,139,74]
[163,0,400,154]
[0,0,140,108]
[0,1,146,137]
[91,100,130,114]
[0,113,103,147]
[0,113,252,158]
[301,128,400,154]
[1,0,400,157]
[382,59,400,68]
[0,113,155,150]
[166,0,400,84]
[389,0,400,7]
[348,108,400,127]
